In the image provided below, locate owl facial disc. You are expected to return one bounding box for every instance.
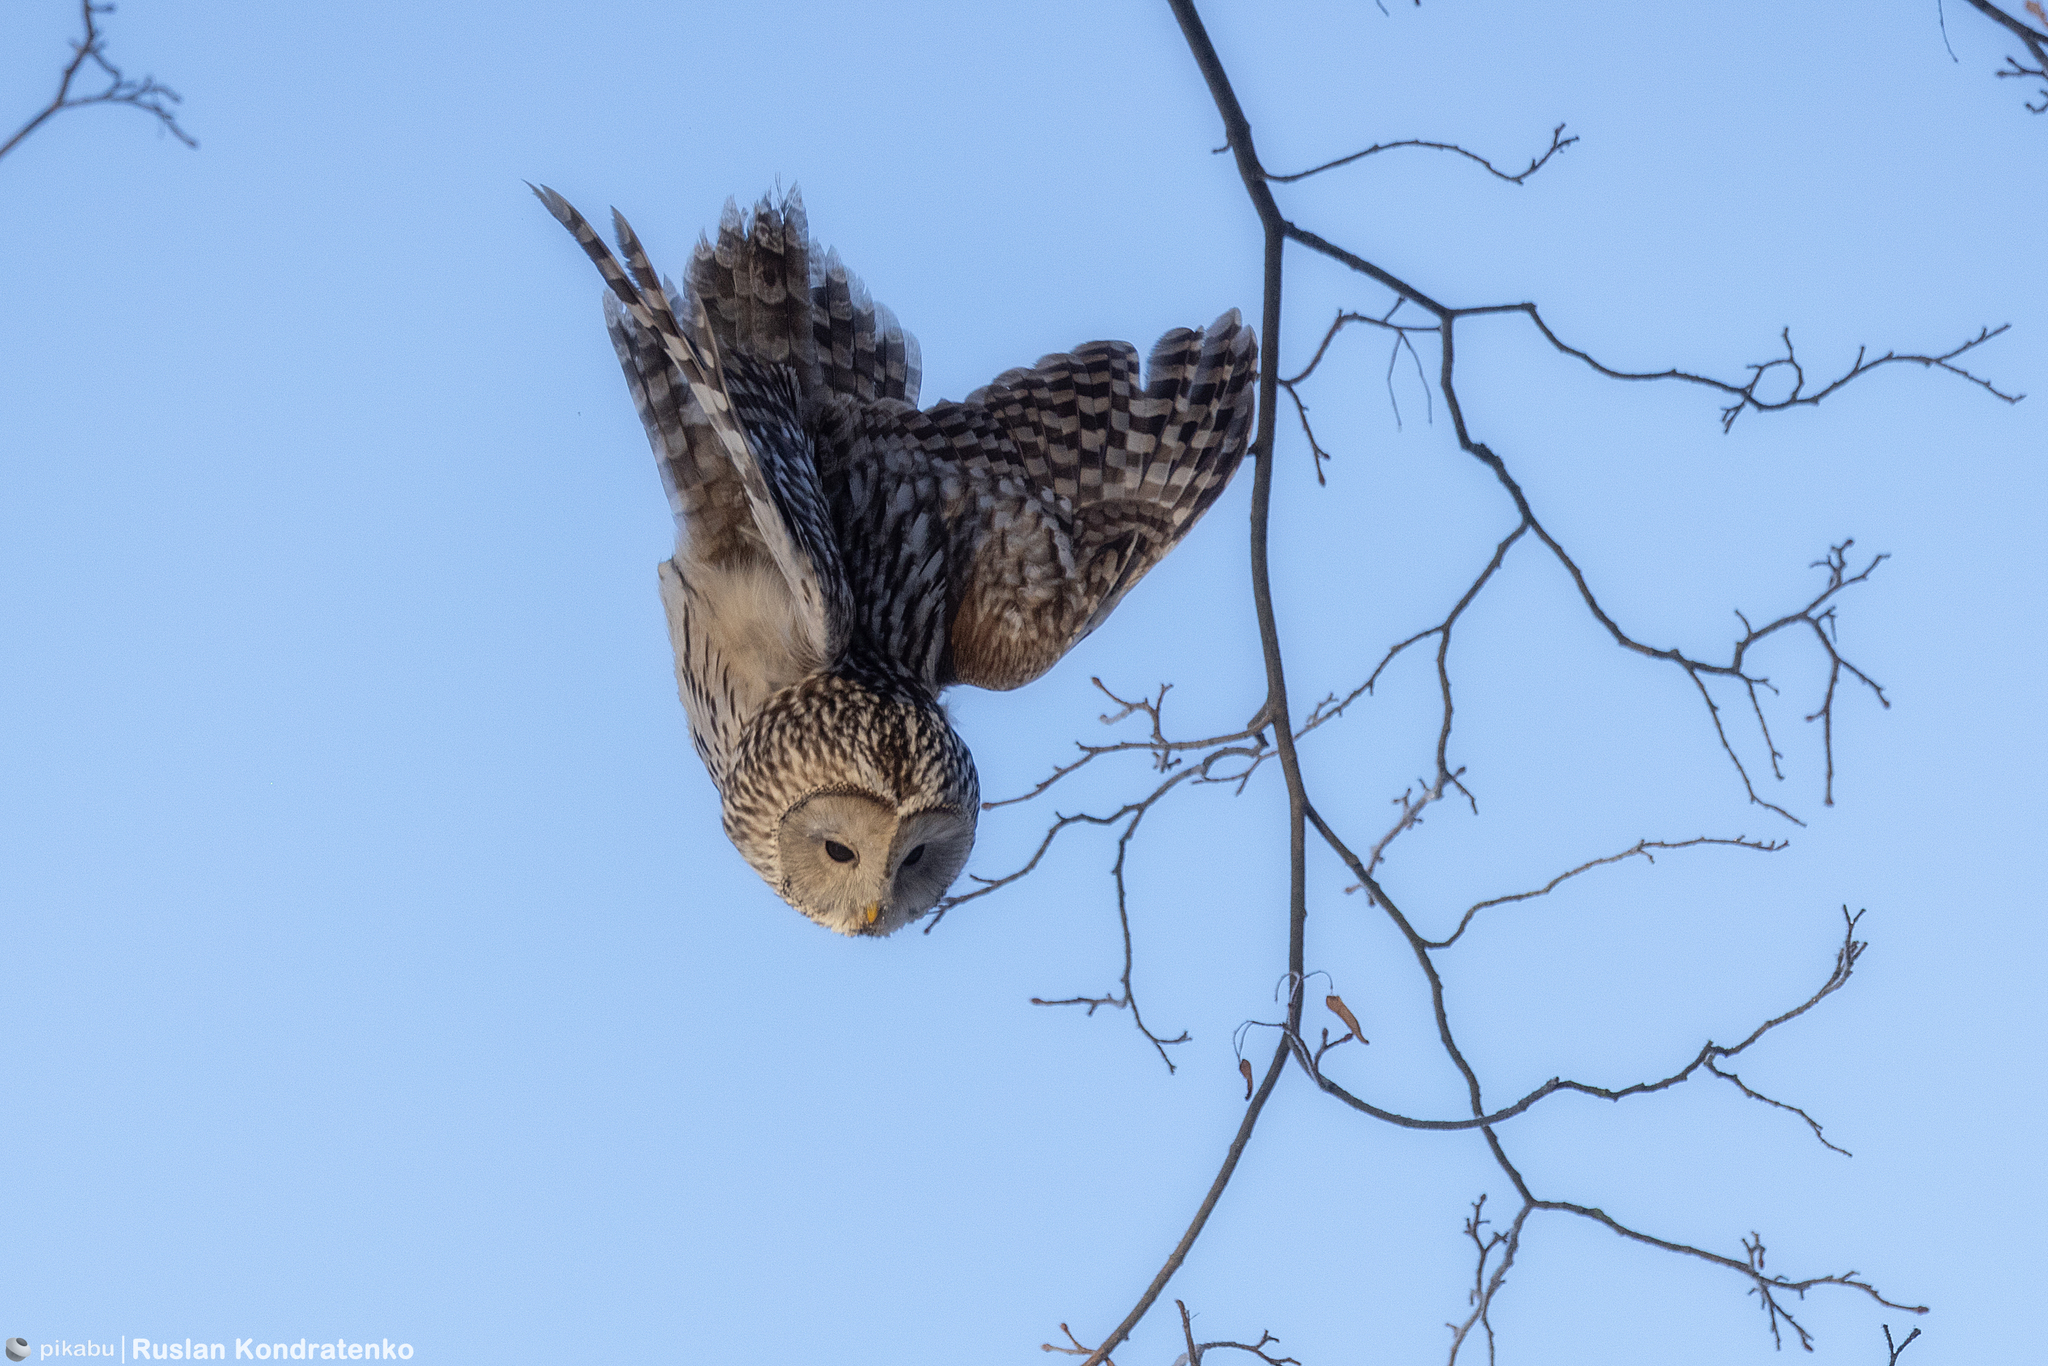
[775,790,975,936]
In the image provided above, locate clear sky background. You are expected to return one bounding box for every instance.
[2,2,2043,1363]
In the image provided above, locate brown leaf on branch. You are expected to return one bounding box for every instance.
[1325,994,1367,1045]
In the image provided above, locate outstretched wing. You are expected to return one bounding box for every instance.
[816,312,1257,693]
[539,184,878,795]
[533,184,853,672]
[540,181,1254,708]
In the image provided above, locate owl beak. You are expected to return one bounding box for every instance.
[863,902,882,927]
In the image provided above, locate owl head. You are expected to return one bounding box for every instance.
[725,673,980,936]
[774,789,975,935]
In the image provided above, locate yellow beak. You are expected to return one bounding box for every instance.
[863,902,882,926]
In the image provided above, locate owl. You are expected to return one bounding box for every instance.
[535,186,1256,936]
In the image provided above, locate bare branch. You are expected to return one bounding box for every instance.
[1445,1196,1526,1366]
[1192,1335,1299,1366]
[1301,519,1526,775]
[1293,906,1868,1154]
[1171,1299,1302,1366]
[1255,122,1578,185]
[1338,771,1472,897]
[1,1,196,165]
[1276,214,1992,823]
[1957,0,2048,112]
[1043,1322,1115,1363]
[1066,8,1311,1361]
[1273,222,2020,430]
[1420,835,1786,949]
[1070,1039,1291,1366]
[1467,485,1889,821]
[1998,52,2048,110]
[983,678,1267,810]
[1470,307,2023,430]
[1030,6,1969,1357]
[1279,380,1337,485]
[932,738,1257,922]
[1306,781,1895,1346]
[1290,520,1885,830]
[1529,1210,1926,1351]
[1025,768,1206,1070]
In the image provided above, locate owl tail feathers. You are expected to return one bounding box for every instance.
[810,245,922,406]
[688,192,815,383]
[685,190,923,409]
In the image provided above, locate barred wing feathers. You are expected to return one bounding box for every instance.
[538,182,1254,711]
[820,313,1257,693]
[531,184,853,676]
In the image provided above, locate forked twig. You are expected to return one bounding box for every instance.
[1,1,196,163]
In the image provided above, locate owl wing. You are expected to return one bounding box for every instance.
[534,184,853,662]
[539,186,881,791]
[817,314,1257,693]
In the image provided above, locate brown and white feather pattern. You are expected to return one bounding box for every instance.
[537,184,1255,931]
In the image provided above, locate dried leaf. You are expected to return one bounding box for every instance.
[1238,1057,1254,1099]
[1327,993,1368,1044]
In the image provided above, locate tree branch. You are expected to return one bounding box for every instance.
[1251,121,1577,185]
[1956,0,2048,112]
[1170,1301,1301,1366]
[1065,5,1309,1361]
[1526,1209,1926,1351]
[1066,1037,1290,1366]
[1419,835,1785,949]
[1030,4,1974,1357]
[1466,306,2022,431]
[1296,893,1867,1157]
[1,1,196,165]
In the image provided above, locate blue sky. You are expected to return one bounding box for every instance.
[2,1,2043,1362]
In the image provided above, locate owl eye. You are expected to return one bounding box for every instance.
[824,840,857,864]
[902,844,926,867]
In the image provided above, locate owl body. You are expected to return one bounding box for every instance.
[536,186,1256,935]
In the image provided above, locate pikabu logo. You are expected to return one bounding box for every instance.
[17,1345,115,1359]
[8,1340,29,1363]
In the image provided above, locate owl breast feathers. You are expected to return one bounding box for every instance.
[536,186,1257,936]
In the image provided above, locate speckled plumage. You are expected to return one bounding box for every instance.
[534,186,1257,935]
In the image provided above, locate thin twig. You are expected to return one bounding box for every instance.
[1025,762,1229,1070]
[1420,836,1785,949]
[1524,1212,1927,1351]
[1464,307,2022,431]
[1445,1196,1525,1366]
[981,678,1266,810]
[1253,123,1577,185]
[1957,0,2048,112]
[1287,907,1866,1156]
[1,1,196,164]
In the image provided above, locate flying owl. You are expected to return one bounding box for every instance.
[535,186,1256,936]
